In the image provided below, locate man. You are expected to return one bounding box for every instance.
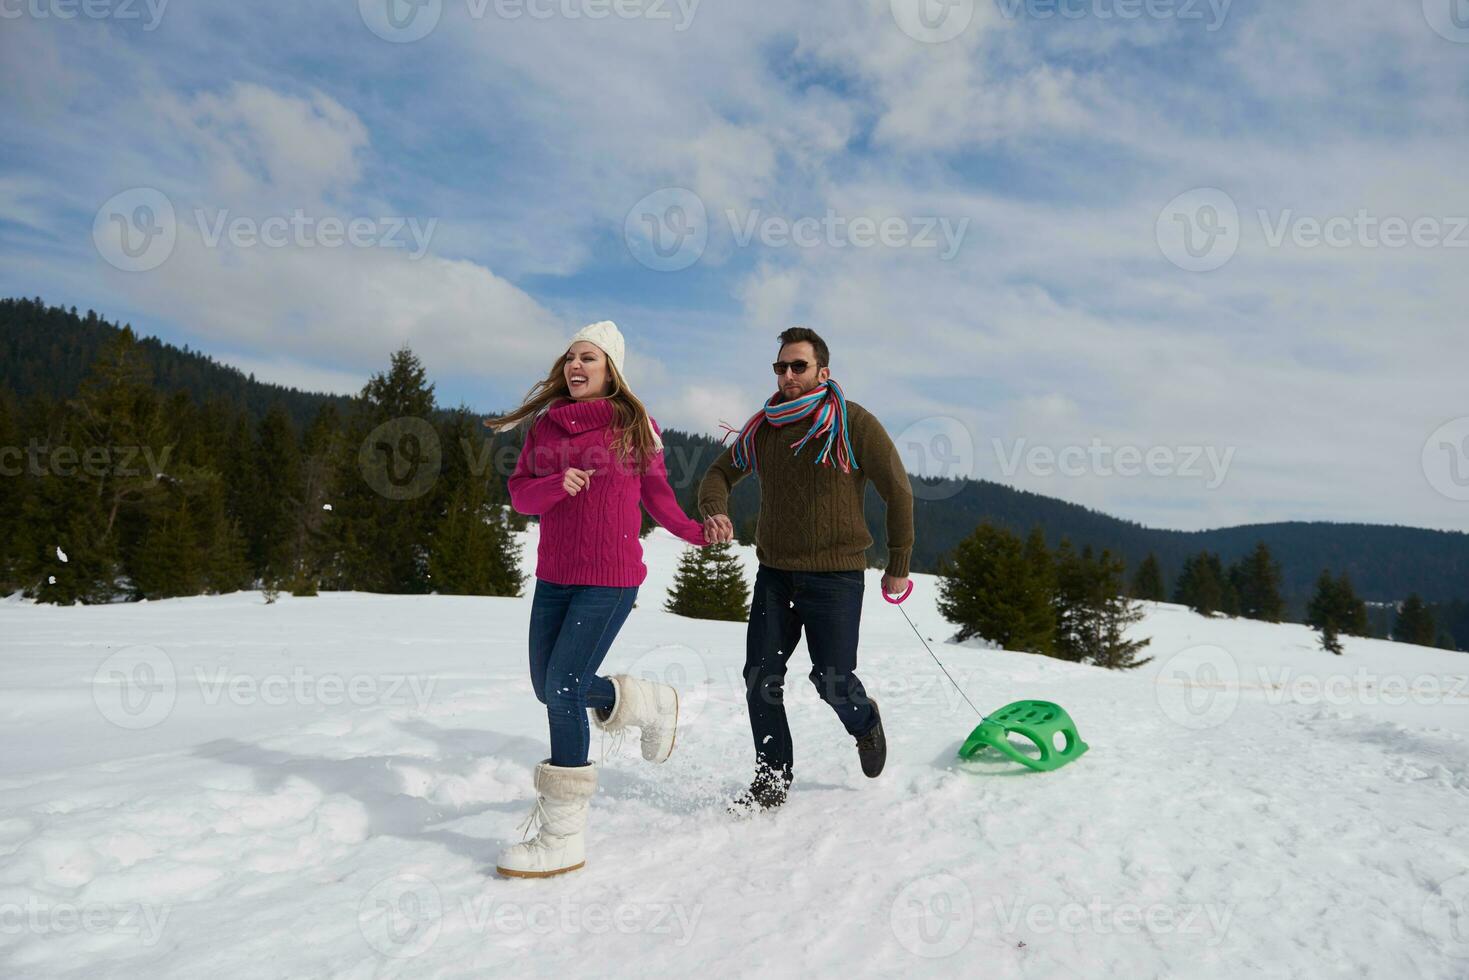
[699,327,914,813]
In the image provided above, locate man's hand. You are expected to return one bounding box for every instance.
[704,514,735,544]
[562,467,596,496]
[882,574,909,599]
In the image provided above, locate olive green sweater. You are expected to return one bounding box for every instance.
[697,399,914,578]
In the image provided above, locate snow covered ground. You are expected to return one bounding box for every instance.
[2,527,1468,978]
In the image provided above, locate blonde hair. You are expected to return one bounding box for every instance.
[483,346,660,475]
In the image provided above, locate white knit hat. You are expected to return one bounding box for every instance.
[568,320,625,379]
[565,319,662,452]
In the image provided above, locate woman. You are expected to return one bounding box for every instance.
[483,320,712,879]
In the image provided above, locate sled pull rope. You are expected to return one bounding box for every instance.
[887,589,987,722]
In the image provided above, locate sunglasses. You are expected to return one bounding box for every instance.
[772,360,815,376]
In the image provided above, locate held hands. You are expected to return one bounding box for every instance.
[703,514,735,544]
[562,468,596,496]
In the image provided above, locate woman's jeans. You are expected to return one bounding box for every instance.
[528,579,638,767]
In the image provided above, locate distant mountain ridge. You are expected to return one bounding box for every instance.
[5,296,1467,606]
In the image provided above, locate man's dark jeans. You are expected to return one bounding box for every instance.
[744,564,877,779]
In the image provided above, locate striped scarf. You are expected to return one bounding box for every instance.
[719,379,858,473]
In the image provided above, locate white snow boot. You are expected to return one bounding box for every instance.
[592,674,679,764]
[495,761,598,879]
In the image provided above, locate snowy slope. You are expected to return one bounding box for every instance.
[2,528,1468,978]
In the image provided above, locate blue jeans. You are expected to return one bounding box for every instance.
[744,564,876,778]
[528,579,638,767]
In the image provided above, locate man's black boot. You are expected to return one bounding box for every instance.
[728,764,793,815]
[855,699,886,778]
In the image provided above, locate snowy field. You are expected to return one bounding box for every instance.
[2,528,1468,978]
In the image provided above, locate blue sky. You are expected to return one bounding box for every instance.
[3,0,1468,532]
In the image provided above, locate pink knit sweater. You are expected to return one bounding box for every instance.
[507,397,707,587]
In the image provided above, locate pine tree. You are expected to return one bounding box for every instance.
[133,496,204,599]
[1229,541,1286,622]
[332,347,440,593]
[428,475,524,596]
[20,330,174,602]
[253,404,302,581]
[936,522,1051,654]
[1051,540,1093,663]
[1394,594,1435,646]
[1173,551,1227,617]
[1020,527,1056,655]
[0,386,22,592]
[1307,569,1366,654]
[1335,573,1369,636]
[665,542,749,621]
[201,483,252,594]
[1089,548,1153,670]
[285,403,344,594]
[1131,552,1165,601]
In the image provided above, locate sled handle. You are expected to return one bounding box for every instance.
[883,581,914,604]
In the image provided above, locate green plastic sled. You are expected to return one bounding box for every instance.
[957,700,1089,773]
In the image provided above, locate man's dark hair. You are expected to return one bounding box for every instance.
[776,326,830,368]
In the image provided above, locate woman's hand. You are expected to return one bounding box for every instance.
[562,467,596,496]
